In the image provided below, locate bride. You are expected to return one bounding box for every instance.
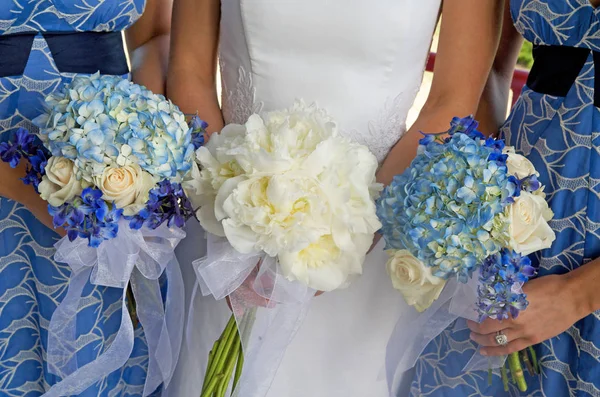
[166,1,506,396]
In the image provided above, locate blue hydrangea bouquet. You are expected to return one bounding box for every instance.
[0,73,207,394]
[377,116,555,391]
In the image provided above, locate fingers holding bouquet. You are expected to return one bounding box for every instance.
[469,273,583,357]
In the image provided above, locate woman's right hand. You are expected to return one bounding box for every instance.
[0,161,65,235]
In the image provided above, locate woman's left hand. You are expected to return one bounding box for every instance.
[467,273,585,356]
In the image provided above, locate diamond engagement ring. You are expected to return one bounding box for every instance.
[495,331,509,346]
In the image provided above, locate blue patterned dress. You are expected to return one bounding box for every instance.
[0,1,156,396]
[409,1,600,396]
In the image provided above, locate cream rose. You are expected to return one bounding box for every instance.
[386,250,446,312]
[503,147,538,178]
[507,191,555,255]
[38,156,83,206]
[95,164,156,215]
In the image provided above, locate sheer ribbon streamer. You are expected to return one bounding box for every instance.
[191,233,314,396]
[43,222,185,397]
[385,271,507,394]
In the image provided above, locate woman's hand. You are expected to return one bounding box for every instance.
[0,162,65,235]
[467,273,586,356]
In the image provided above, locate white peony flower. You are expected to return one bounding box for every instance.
[503,146,538,179]
[302,136,382,251]
[189,124,247,235]
[386,249,447,312]
[278,233,373,292]
[39,157,84,207]
[95,164,156,215]
[234,100,338,174]
[507,191,555,255]
[220,174,332,256]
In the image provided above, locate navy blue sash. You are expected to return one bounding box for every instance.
[527,45,600,106]
[0,31,129,78]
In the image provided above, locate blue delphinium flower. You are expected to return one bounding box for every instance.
[377,116,514,281]
[128,180,195,230]
[477,249,536,321]
[49,187,123,248]
[190,115,208,150]
[0,129,50,192]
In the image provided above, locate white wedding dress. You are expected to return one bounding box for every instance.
[170,1,441,396]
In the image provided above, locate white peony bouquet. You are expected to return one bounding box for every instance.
[186,100,381,396]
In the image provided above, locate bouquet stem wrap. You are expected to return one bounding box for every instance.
[191,233,314,397]
[43,222,185,397]
[385,272,508,394]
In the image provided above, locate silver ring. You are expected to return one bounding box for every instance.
[495,331,509,346]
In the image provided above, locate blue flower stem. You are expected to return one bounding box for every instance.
[508,352,527,392]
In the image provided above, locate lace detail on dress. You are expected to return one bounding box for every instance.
[220,62,264,124]
[352,93,407,164]
[221,64,406,164]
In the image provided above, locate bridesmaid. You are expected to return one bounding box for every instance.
[0,0,171,395]
[410,0,600,396]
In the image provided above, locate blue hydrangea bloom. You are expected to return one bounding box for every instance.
[377,116,514,282]
[34,73,203,182]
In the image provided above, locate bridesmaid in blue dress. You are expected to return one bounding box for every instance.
[0,1,172,395]
[410,0,600,396]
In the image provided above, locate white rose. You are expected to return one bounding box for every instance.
[38,157,83,206]
[507,191,555,255]
[386,250,446,312]
[95,164,156,215]
[278,233,373,291]
[220,174,331,256]
[503,146,538,178]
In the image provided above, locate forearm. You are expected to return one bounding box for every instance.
[377,100,476,186]
[168,0,222,134]
[167,67,223,134]
[0,162,63,233]
[130,34,171,95]
[475,1,523,135]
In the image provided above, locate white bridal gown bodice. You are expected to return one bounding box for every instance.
[171,1,441,396]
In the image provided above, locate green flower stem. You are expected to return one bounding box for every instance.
[520,349,535,376]
[528,346,540,374]
[125,284,138,329]
[203,316,237,392]
[201,347,217,392]
[230,308,257,397]
[501,365,509,392]
[508,352,527,392]
[487,367,493,386]
[201,374,223,397]
[231,346,244,396]
[215,380,226,397]
[211,315,239,385]
[218,334,241,397]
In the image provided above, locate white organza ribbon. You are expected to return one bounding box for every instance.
[385,271,507,394]
[191,233,314,397]
[43,221,185,397]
